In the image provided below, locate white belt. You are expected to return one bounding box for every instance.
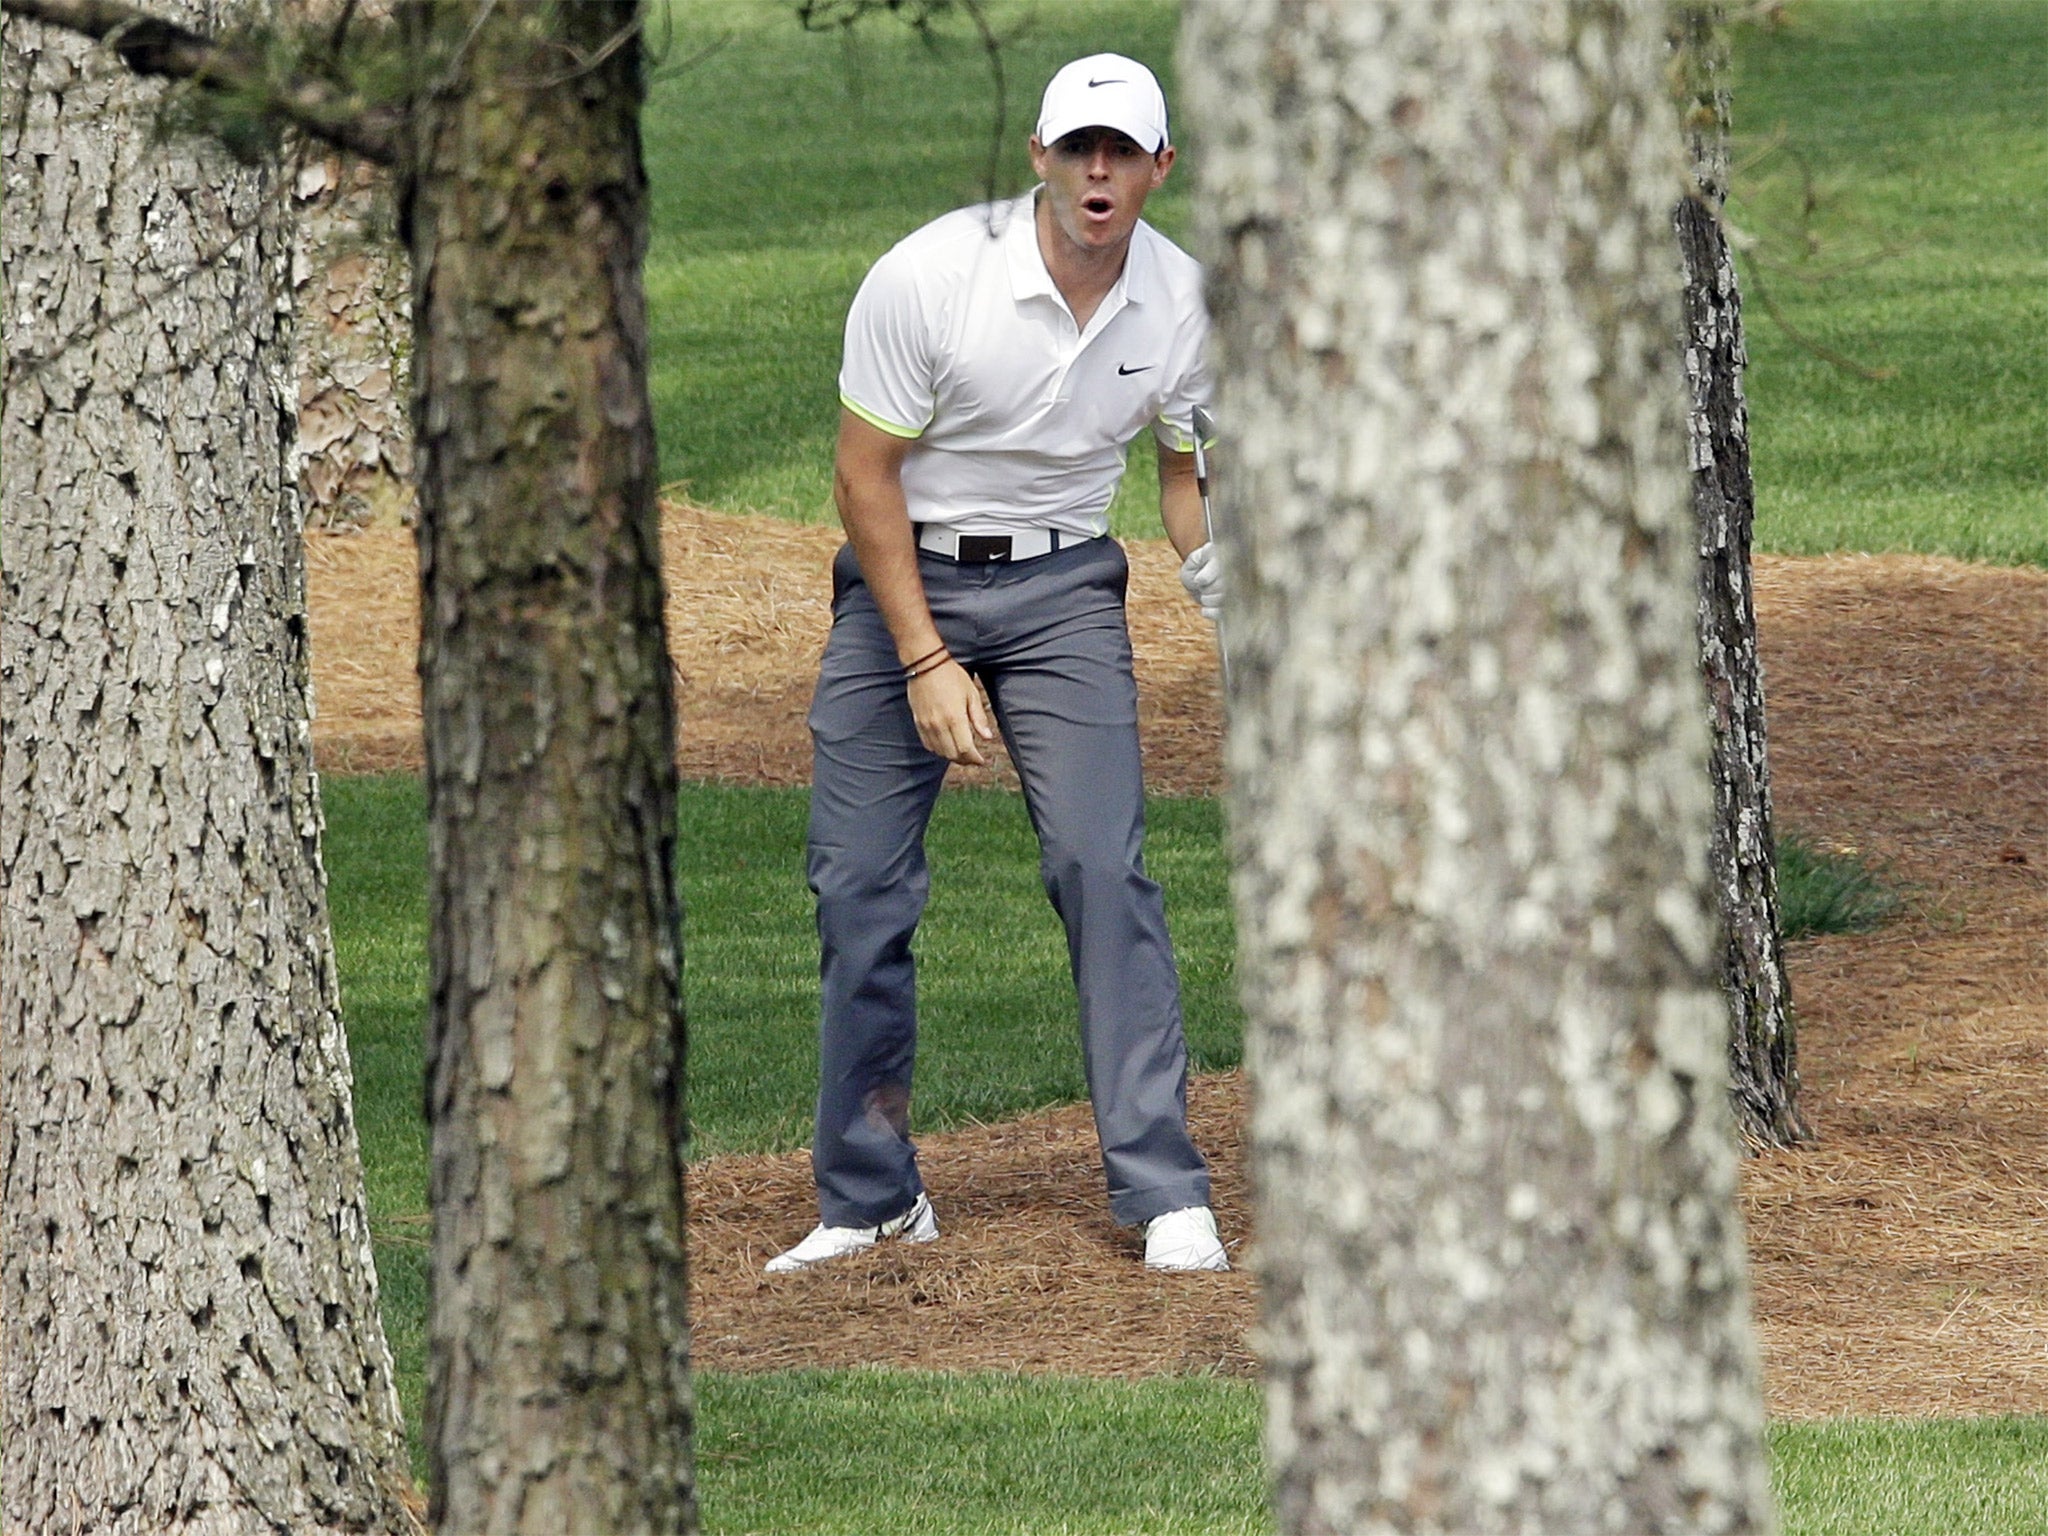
[915,524,1069,562]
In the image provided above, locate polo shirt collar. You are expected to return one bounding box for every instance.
[1006,187,1151,310]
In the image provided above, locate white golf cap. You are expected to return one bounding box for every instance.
[1035,53,1169,154]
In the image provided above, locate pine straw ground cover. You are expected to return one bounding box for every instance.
[307,505,2048,1421]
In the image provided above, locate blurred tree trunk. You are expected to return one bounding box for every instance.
[1676,5,1808,1150]
[293,147,415,528]
[1,3,417,1531]
[1184,1,1777,1531]
[396,3,696,1530]
[290,0,413,531]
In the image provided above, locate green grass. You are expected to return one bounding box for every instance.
[325,774,1901,1483]
[633,1,2048,562]
[692,1372,2048,1535]
[696,1371,1267,1535]
[325,775,1239,1162]
[642,0,1185,537]
[677,781,1240,1156]
[321,775,434,1468]
[323,773,1238,1480]
[1778,830,1905,938]
[1729,1,2048,563]
[1770,1417,2048,1536]
[326,775,1893,1175]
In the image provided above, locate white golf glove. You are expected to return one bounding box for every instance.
[1179,541,1225,624]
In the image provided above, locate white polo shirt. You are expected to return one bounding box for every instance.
[837,190,1211,539]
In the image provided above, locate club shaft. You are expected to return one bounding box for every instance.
[1186,409,1228,689]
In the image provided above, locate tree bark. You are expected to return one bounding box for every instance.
[289,0,412,531]
[397,3,696,1529]
[1675,6,1807,1150]
[293,147,415,529]
[1183,2,1776,1531]
[2,4,418,1532]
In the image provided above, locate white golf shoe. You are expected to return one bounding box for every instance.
[1144,1205,1229,1272]
[764,1192,939,1274]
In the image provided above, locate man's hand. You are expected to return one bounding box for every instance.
[1179,541,1225,623]
[908,659,996,766]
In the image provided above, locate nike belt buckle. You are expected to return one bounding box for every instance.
[957,535,1012,563]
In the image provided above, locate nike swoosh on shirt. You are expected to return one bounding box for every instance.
[1117,364,1153,376]
[1087,78,1125,87]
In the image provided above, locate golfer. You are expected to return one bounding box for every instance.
[767,53,1228,1275]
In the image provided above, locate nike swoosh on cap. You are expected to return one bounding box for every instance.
[1087,78,1125,87]
[1117,364,1153,375]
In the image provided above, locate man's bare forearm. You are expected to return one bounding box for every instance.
[832,415,944,665]
[1158,447,1207,558]
[831,410,991,764]
[834,475,945,665]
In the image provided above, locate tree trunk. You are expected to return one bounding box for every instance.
[398,4,696,1529]
[2,5,418,1532]
[292,146,415,530]
[1183,2,1776,1531]
[1675,6,1808,1150]
[289,0,413,532]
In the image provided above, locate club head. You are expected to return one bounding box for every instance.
[1191,405,1215,445]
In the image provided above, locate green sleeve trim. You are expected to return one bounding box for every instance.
[841,394,925,440]
[1155,413,1214,455]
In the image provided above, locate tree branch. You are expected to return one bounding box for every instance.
[3,0,401,165]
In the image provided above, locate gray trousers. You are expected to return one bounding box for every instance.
[805,535,1211,1229]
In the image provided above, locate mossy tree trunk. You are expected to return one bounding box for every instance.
[2,2,417,1530]
[396,3,695,1529]
[1676,5,1808,1150]
[1184,1,1777,1530]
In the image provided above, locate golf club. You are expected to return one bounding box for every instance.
[1189,405,1230,688]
